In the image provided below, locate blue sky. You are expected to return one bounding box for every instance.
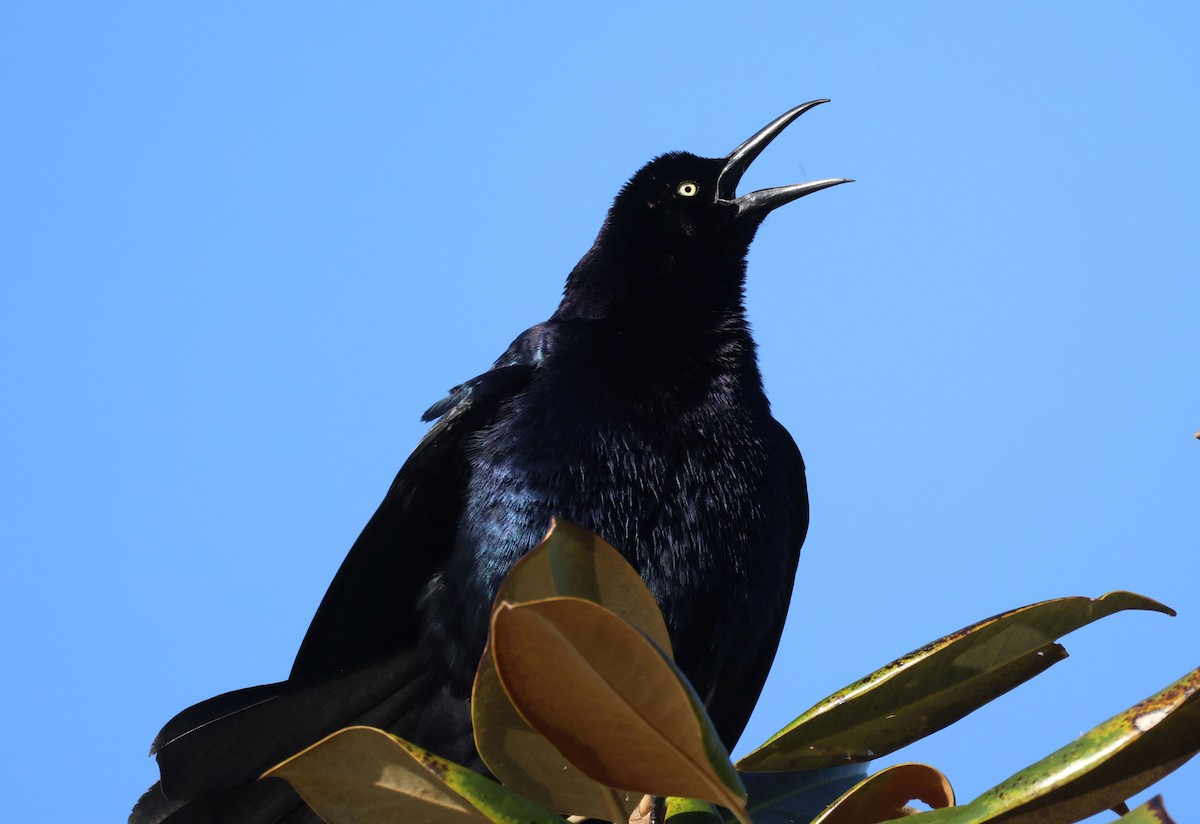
[2,4,1197,822]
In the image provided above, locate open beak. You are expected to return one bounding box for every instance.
[717,100,851,220]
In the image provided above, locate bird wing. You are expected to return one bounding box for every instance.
[289,359,537,679]
[772,416,810,572]
[702,416,809,748]
[146,326,551,808]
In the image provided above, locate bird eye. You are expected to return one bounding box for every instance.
[677,181,699,197]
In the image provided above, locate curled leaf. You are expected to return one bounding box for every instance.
[810,764,954,824]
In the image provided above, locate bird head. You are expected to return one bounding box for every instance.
[558,101,849,322]
[613,100,847,241]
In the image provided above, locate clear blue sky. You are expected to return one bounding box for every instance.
[3,4,1197,822]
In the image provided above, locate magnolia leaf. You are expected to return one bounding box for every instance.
[1118,796,1175,824]
[729,764,868,824]
[472,518,663,819]
[808,764,954,824]
[948,665,1199,823]
[739,591,1173,771]
[473,656,634,820]
[262,725,562,824]
[491,518,673,651]
[490,596,750,824]
[887,666,1200,824]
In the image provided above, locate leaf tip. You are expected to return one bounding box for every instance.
[1141,795,1176,823]
[1098,591,1177,618]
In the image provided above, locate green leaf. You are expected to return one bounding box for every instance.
[665,797,725,823]
[490,596,751,824]
[472,518,664,819]
[262,725,562,824]
[739,591,1173,771]
[1118,796,1176,824]
[808,764,954,824]
[888,666,1200,824]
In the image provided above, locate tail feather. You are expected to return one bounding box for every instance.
[154,652,425,800]
[132,647,470,823]
[130,783,186,824]
[151,682,285,756]
[136,776,311,824]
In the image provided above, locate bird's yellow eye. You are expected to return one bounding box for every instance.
[677,181,699,197]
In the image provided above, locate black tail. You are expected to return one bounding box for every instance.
[130,648,475,823]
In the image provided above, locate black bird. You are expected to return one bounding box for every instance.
[132,101,849,823]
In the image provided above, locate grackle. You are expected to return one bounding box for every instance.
[132,101,849,823]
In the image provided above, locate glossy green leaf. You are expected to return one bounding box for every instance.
[472,518,662,819]
[262,725,562,824]
[809,764,954,824]
[886,666,1200,824]
[490,596,750,824]
[739,592,1173,771]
